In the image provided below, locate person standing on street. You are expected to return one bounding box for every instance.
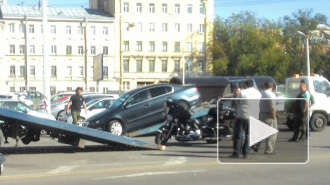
[66,87,87,125]
[252,81,277,154]
[288,80,310,142]
[229,79,262,159]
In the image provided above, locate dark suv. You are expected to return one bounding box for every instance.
[84,84,201,135]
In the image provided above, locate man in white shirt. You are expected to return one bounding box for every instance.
[252,81,277,154]
[229,79,262,159]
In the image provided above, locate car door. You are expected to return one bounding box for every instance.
[122,90,152,131]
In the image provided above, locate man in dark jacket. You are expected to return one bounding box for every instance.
[66,87,87,125]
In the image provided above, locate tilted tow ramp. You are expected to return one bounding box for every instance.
[0,108,162,150]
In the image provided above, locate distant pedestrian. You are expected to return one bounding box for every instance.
[229,79,262,159]
[66,87,87,125]
[288,80,310,142]
[252,80,277,154]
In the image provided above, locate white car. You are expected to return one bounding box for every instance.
[0,99,56,121]
[58,97,116,125]
[0,93,34,107]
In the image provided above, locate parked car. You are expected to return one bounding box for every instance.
[50,92,75,103]
[84,83,202,135]
[0,93,34,107]
[23,90,43,101]
[0,99,55,120]
[52,93,118,120]
[58,97,116,125]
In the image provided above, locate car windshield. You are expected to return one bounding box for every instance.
[111,93,131,108]
[313,79,330,94]
[0,101,33,113]
[85,99,101,108]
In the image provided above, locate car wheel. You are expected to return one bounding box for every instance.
[57,110,64,120]
[77,117,85,126]
[178,101,190,110]
[310,113,327,132]
[107,120,124,136]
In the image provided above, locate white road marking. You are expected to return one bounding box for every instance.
[164,157,187,166]
[48,166,77,174]
[94,170,206,180]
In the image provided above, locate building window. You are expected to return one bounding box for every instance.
[174,42,180,52]
[123,59,129,72]
[89,87,96,92]
[19,66,25,77]
[29,45,35,54]
[91,46,96,55]
[30,66,35,76]
[123,22,129,31]
[67,87,73,91]
[187,24,193,33]
[19,24,25,33]
[103,87,108,94]
[78,66,83,76]
[136,60,142,72]
[19,45,25,54]
[51,66,57,77]
[20,87,26,92]
[78,26,84,34]
[149,23,155,32]
[136,3,142,13]
[199,24,205,33]
[51,25,56,34]
[123,2,129,12]
[174,60,180,72]
[187,4,193,14]
[90,26,96,34]
[9,23,15,33]
[10,87,15,92]
[78,46,84,55]
[149,3,155,13]
[103,26,108,35]
[149,41,155,51]
[29,25,34,33]
[51,45,57,54]
[162,23,167,32]
[9,45,15,54]
[123,41,129,51]
[66,25,71,34]
[149,60,155,72]
[198,42,205,52]
[199,60,204,72]
[162,3,167,13]
[66,46,72,54]
[175,23,180,32]
[186,42,193,52]
[175,4,180,14]
[136,41,142,51]
[162,42,168,51]
[161,60,167,72]
[187,59,193,72]
[103,66,108,77]
[103,46,108,55]
[136,22,142,32]
[66,66,72,76]
[10,66,15,77]
[200,4,205,14]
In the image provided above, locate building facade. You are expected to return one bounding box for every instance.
[90,0,214,91]
[0,6,116,94]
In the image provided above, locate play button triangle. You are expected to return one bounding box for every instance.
[249,116,278,147]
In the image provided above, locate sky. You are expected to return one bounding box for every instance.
[4,0,330,21]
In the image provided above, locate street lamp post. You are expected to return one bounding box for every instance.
[297,31,311,76]
[201,0,207,76]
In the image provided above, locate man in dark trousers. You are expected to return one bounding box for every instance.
[289,80,310,142]
[229,79,262,159]
[66,87,87,125]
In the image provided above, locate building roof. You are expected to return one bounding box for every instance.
[0,6,113,21]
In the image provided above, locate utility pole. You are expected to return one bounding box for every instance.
[119,0,123,94]
[201,0,207,76]
[23,15,28,91]
[42,0,50,113]
[83,17,88,90]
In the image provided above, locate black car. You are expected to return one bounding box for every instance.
[84,84,201,135]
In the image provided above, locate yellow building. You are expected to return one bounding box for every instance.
[90,0,214,91]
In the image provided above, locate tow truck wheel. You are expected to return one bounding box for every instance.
[108,120,124,136]
[310,113,327,132]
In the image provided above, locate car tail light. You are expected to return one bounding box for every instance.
[194,87,199,92]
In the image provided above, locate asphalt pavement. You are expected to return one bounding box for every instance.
[0,123,330,185]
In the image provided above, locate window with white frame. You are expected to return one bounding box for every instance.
[174,60,180,72]
[78,66,83,76]
[66,46,72,54]
[90,46,96,55]
[199,24,205,33]
[149,3,155,13]
[51,25,56,34]
[30,66,35,76]
[149,23,155,32]
[161,60,167,72]
[175,23,180,32]
[198,60,204,72]
[123,2,129,12]
[103,66,108,77]
[162,3,167,13]
[19,45,25,54]
[103,26,108,35]
[136,60,142,72]
[66,66,72,76]
[19,24,25,33]
[29,45,35,54]
[103,46,108,55]
[149,60,155,72]
[9,23,15,33]
[10,66,15,77]
[187,23,193,33]
[174,42,180,52]
[198,42,205,52]
[136,3,142,13]
[9,45,15,54]
[186,42,193,52]
[162,23,167,32]
[29,25,34,33]
[51,66,57,77]
[123,41,129,51]
[90,26,96,34]
[136,41,142,51]
[149,41,155,51]
[187,4,192,14]
[200,4,205,14]
[175,4,180,14]
[123,59,129,72]
[51,45,57,54]
[19,66,25,77]
[162,42,167,51]
[78,26,84,34]
[187,59,193,72]
[66,25,71,34]
[78,46,84,55]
